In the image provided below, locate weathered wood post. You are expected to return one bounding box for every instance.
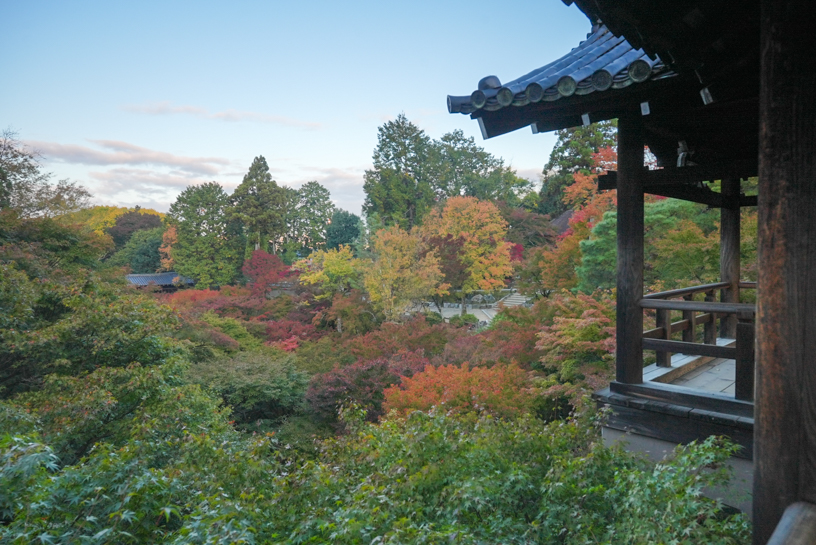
[720,176,740,339]
[615,115,644,383]
[753,0,816,541]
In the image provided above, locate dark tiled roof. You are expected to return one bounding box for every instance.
[448,25,674,116]
[126,272,194,286]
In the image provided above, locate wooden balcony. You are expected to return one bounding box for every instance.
[594,281,756,512]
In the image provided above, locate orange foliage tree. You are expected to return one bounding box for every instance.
[159,224,176,271]
[522,146,617,292]
[421,196,512,314]
[383,363,534,418]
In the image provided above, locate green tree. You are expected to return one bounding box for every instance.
[0,129,92,219]
[436,130,532,205]
[538,121,617,217]
[284,181,335,254]
[167,182,244,287]
[105,207,162,250]
[108,226,164,273]
[363,114,436,229]
[326,209,361,250]
[230,156,287,254]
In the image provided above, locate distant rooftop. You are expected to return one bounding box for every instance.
[125,272,194,287]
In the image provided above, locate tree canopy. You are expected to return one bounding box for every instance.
[167,182,244,287]
[538,121,617,217]
[230,156,287,253]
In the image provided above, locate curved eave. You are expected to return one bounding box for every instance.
[447,25,676,124]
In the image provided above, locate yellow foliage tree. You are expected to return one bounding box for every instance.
[421,196,512,314]
[363,225,447,322]
[294,245,362,301]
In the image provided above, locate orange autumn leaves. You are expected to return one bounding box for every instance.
[527,146,617,291]
[383,363,533,418]
[421,196,513,294]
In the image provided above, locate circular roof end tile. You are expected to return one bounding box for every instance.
[628,59,652,82]
[557,76,577,97]
[496,87,515,106]
[470,90,487,109]
[591,69,613,91]
[526,82,544,103]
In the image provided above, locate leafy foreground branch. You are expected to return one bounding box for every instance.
[1,386,749,544]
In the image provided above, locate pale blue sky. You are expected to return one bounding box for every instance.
[1,0,591,214]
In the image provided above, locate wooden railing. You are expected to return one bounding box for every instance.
[767,502,816,545]
[640,282,756,401]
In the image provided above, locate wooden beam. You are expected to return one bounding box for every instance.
[639,299,756,315]
[598,170,759,209]
[721,177,741,338]
[616,115,645,384]
[753,0,816,540]
[608,380,755,419]
[643,338,736,359]
[645,184,725,207]
[643,282,729,300]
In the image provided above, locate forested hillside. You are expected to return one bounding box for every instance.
[0,123,753,543]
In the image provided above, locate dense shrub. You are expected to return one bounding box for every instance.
[293,335,355,375]
[307,349,429,423]
[1,273,183,396]
[449,312,479,327]
[198,311,263,351]
[186,351,309,430]
[345,315,459,361]
[265,319,322,351]
[383,363,534,418]
[536,289,616,393]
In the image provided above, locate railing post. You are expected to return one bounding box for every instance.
[682,294,696,343]
[735,321,755,401]
[704,290,717,345]
[656,308,671,366]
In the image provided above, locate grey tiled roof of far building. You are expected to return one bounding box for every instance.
[447,24,675,117]
[125,272,194,287]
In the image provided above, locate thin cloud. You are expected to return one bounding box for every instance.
[122,101,322,129]
[27,139,230,176]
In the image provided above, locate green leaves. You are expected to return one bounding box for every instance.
[167,182,245,288]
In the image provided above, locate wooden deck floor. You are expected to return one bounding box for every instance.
[669,358,735,395]
[642,337,738,397]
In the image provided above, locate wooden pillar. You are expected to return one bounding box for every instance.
[753,0,816,542]
[720,176,740,339]
[615,115,644,384]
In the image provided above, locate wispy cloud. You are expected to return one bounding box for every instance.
[27,139,230,176]
[122,101,322,129]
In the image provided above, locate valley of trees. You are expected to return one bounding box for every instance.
[0,122,755,543]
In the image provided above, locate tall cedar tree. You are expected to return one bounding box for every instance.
[363,114,436,229]
[167,182,244,287]
[285,181,335,253]
[538,120,617,217]
[230,156,287,253]
[326,209,361,250]
[433,130,532,205]
[421,197,512,315]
